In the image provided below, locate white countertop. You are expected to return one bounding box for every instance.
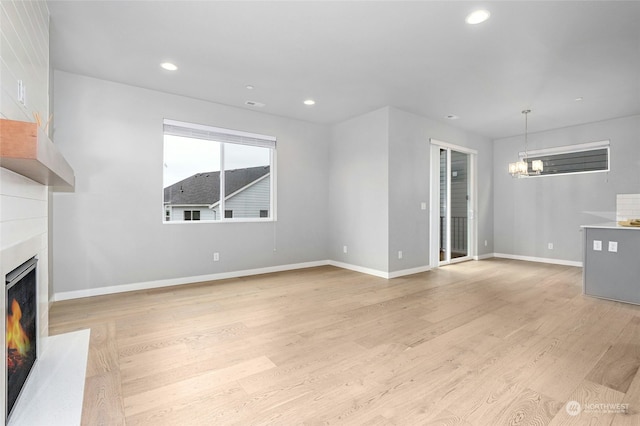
[581,222,640,230]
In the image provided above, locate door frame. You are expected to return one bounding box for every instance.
[429,139,478,267]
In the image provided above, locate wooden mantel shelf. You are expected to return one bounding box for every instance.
[0,118,75,189]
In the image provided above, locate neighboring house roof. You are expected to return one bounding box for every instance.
[164,166,270,205]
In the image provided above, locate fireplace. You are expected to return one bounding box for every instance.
[5,257,37,421]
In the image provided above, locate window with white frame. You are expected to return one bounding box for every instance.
[163,119,276,222]
[521,141,609,177]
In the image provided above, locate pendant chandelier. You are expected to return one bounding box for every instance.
[509,109,543,177]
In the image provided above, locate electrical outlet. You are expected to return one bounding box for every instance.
[213,252,219,261]
[484,240,488,247]
[548,243,554,250]
[420,202,427,210]
[343,245,348,254]
[608,241,618,253]
[398,251,403,259]
[593,240,602,251]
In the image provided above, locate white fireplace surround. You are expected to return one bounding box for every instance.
[1,169,88,425]
[1,1,86,422]
[1,232,89,426]
[1,237,47,423]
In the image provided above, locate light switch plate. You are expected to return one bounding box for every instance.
[608,241,618,252]
[593,240,602,251]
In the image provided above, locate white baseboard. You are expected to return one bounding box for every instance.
[388,265,432,278]
[474,253,495,260]
[58,254,576,302]
[493,253,582,267]
[327,260,389,278]
[327,261,431,279]
[53,259,437,301]
[53,260,329,301]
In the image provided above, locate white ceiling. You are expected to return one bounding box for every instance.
[48,1,640,139]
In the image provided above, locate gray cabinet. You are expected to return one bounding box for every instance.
[582,224,640,305]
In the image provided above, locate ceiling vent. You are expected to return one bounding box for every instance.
[245,100,265,108]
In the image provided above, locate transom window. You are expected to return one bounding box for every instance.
[163,119,276,222]
[521,140,610,177]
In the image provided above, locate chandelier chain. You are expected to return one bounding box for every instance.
[509,108,541,177]
[522,109,531,160]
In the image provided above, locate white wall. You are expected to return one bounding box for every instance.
[0,1,49,123]
[329,107,390,272]
[51,71,330,296]
[388,107,494,272]
[328,106,493,275]
[0,0,50,420]
[388,107,430,271]
[51,79,494,290]
[51,70,639,293]
[493,115,640,263]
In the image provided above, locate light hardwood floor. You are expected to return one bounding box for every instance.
[49,259,640,425]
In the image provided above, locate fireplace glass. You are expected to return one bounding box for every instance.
[5,257,37,420]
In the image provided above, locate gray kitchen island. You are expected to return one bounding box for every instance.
[582,223,640,305]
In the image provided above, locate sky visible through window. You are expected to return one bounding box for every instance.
[163,135,270,187]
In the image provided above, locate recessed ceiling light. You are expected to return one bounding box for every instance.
[246,85,255,90]
[465,9,490,25]
[245,100,265,108]
[160,62,178,71]
[446,114,460,120]
[575,97,584,102]
[303,99,316,106]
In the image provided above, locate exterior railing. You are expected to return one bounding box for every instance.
[440,216,467,254]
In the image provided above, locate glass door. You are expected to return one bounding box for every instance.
[448,150,469,261]
[433,144,473,266]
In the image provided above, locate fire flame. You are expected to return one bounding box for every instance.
[6,299,31,356]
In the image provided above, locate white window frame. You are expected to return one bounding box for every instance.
[519,140,610,178]
[162,119,277,224]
